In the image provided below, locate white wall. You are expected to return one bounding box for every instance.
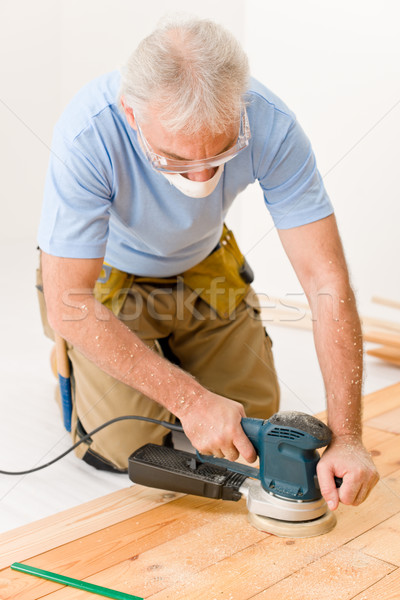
[1,0,399,310]
[0,0,245,243]
[227,0,400,314]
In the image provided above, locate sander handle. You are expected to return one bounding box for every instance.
[128,444,248,501]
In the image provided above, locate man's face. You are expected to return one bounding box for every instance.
[121,99,239,182]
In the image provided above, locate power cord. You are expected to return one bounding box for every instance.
[0,415,183,476]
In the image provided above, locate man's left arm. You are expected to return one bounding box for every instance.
[278,214,379,510]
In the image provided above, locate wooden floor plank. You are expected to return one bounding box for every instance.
[361,383,400,421]
[365,406,400,434]
[364,435,400,478]
[346,512,400,567]
[146,536,329,600]
[361,426,397,450]
[0,486,182,569]
[26,508,267,600]
[382,467,400,497]
[18,478,400,600]
[351,568,400,600]
[250,547,395,600]
[147,478,400,600]
[315,382,400,425]
[2,468,400,600]
[0,495,233,600]
[367,345,400,367]
[1,384,399,600]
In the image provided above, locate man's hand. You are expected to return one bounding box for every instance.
[178,391,257,464]
[317,436,379,510]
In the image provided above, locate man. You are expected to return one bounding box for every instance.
[38,17,378,511]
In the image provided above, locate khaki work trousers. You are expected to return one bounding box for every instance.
[38,267,280,472]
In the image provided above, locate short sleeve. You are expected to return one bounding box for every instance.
[257,118,334,229]
[38,126,112,258]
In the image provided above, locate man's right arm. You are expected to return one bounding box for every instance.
[42,252,256,463]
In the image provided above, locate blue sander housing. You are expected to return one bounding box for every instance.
[128,411,341,538]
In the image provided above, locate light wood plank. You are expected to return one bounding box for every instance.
[365,435,400,478]
[361,315,400,334]
[0,495,266,600]
[361,383,400,420]
[382,467,400,498]
[148,535,331,600]
[367,345,400,367]
[351,568,400,600]
[149,544,396,600]
[0,495,230,600]
[354,383,400,412]
[372,296,400,311]
[23,506,267,600]
[314,383,400,425]
[9,478,400,600]
[365,407,400,434]
[147,478,400,600]
[1,384,399,600]
[364,330,400,349]
[251,547,395,600]
[347,512,400,566]
[361,426,397,450]
[0,485,182,569]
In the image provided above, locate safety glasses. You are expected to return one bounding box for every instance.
[135,107,251,174]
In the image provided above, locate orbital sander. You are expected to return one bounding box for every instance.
[128,411,341,538]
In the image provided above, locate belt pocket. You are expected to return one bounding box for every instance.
[183,226,253,318]
[94,263,135,316]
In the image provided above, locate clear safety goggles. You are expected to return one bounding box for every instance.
[135,107,251,174]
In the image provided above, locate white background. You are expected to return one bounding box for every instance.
[1,0,399,305]
[0,0,399,532]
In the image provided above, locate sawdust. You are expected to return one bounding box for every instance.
[130,508,260,596]
[269,412,330,440]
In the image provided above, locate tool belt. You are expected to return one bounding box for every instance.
[94,225,254,319]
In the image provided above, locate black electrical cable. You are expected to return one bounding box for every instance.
[0,415,183,476]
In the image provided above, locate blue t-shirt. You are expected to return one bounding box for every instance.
[38,71,333,277]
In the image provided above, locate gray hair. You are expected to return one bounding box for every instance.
[120,17,249,135]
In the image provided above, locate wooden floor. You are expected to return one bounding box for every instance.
[1,383,399,600]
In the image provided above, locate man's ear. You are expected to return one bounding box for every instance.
[120,96,137,130]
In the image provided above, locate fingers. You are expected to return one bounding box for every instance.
[339,467,380,506]
[211,420,257,463]
[182,395,257,464]
[319,471,367,510]
[233,431,257,463]
[317,463,340,511]
[318,442,380,510]
[197,428,256,463]
[203,446,239,461]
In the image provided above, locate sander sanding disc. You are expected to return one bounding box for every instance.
[248,509,337,539]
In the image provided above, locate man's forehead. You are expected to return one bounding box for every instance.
[156,136,237,161]
[140,110,239,160]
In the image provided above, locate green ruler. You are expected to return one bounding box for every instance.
[11,562,143,600]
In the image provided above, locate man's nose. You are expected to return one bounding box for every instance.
[185,168,217,181]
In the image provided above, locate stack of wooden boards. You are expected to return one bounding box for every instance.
[259,294,400,368]
[365,297,400,367]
